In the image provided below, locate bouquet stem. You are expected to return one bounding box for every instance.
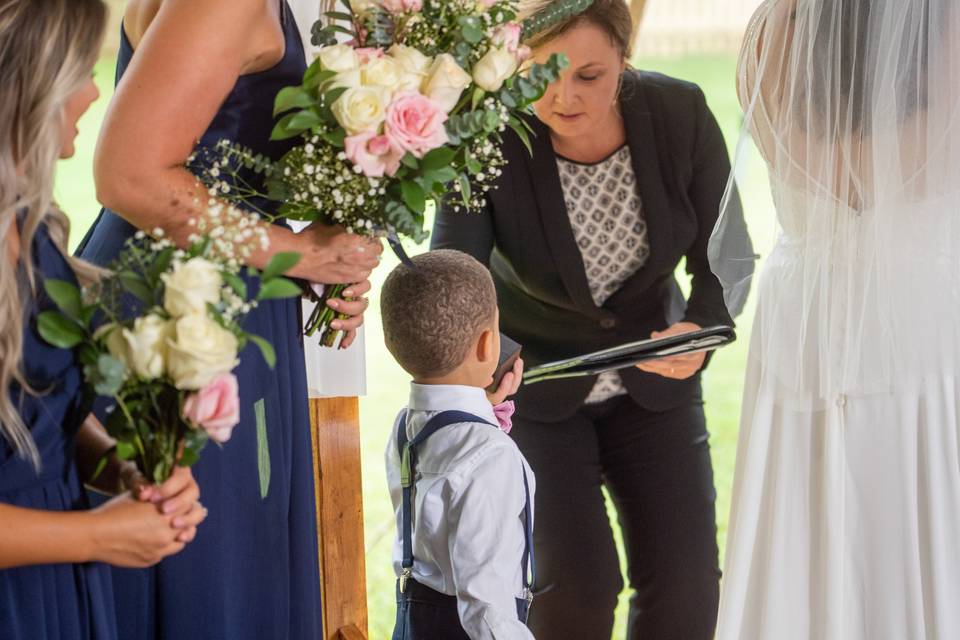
[304,283,350,348]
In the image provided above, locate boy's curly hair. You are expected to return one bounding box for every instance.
[381,250,497,379]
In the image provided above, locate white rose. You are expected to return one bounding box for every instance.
[389,44,432,76]
[161,257,223,318]
[121,315,172,380]
[331,68,362,89]
[315,44,360,73]
[331,86,390,135]
[421,53,472,112]
[166,314,239,390]
[361,56,404,92]
[388,46,432,92]
[472,47,519,93]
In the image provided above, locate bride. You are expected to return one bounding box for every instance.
[714,0,960,637]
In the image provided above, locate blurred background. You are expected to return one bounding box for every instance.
[60,1,772,637]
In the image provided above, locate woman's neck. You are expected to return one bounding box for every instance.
[550,105,627,163]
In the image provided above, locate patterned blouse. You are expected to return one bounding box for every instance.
[557,144,651,404]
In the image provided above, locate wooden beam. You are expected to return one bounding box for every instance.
[629,0,649,45]
[310,397,369,640]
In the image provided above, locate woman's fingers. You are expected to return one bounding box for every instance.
[338,328,359,350]
[342,279,372,298]
[172,502,208,530]
[327,296,369,318]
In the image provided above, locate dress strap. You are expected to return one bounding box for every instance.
[397,409,537,596]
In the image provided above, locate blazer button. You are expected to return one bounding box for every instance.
[600,317,617,330]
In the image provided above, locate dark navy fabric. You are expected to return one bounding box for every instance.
[391,410,533,640]
[75,3,322,638]
[0,221,118,640]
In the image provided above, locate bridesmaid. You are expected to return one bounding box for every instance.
[76,0,383,638]
[0,1,205,638]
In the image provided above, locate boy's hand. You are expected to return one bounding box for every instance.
[486,358,524,405]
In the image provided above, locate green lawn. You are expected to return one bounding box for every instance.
[56,53,775,639]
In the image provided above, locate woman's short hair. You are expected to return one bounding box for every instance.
[381,250,497,379]
[521,0,634,60]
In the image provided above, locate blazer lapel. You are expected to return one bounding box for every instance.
[524,116,601,318]
[610,74,676,302]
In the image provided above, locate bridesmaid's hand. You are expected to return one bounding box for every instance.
[132,466,207,543]
[88,495,186,568]
[326,279,373,350]
[486,358,525,405]
[301,223,383,284]
[636,322,706,380]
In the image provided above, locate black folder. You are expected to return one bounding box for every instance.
[523,325,736,385]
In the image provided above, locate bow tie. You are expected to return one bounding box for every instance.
[492,401,515,434]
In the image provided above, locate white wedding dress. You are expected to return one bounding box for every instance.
[714,2,960,638]
[717,188,960,639]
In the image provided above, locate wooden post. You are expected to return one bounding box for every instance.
[309,397,369,640]
[629,0,649,46]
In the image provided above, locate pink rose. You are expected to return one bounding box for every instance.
[382,0,422,13]
[492,23,531,63]
[182,373,240,444]
[492,23,521,53]
[384,91,449,158]
[355,47,385,65]
[344,131,405,177]
[478,0,498,8]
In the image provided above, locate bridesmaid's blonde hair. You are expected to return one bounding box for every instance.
[0,0,107,467]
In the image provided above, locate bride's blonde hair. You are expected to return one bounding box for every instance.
[0,0,107,467]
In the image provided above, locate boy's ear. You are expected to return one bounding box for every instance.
[476,328,496,364]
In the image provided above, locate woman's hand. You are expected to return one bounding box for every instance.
[131,466,207,544]
[325,278,373,350]
[88,494,192,568]
[487,358,525,405]
[636,322,706,380]
[299,223,383,285]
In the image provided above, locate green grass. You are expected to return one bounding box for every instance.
[56,53,775,639]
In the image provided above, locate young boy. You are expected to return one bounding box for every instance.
[381,250,535,640]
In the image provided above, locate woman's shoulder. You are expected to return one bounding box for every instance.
[623,68,707,112]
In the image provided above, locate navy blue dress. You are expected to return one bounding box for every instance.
[0,221,118,640]
[76,3,323,638]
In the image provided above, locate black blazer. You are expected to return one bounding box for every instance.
[432,70,751,422]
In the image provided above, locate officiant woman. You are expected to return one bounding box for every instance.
[432,1,751,637]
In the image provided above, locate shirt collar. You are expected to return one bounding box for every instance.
[408,383,498,425]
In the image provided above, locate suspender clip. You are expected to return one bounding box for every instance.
[400,567,412,593]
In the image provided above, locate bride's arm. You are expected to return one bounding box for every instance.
[94,0,380,286]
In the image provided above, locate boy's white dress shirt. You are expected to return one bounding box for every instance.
[386,384,536,640]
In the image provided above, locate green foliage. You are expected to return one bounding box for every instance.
[522,0,595,39]
[37,311,84,349]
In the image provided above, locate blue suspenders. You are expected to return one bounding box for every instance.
[396,410,536,605]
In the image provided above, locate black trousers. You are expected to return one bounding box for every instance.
[511,393,720,640]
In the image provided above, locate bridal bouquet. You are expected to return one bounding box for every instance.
[38,207,302,484]
[197,0,593,346]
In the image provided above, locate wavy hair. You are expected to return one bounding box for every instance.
[0,0,107,467]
